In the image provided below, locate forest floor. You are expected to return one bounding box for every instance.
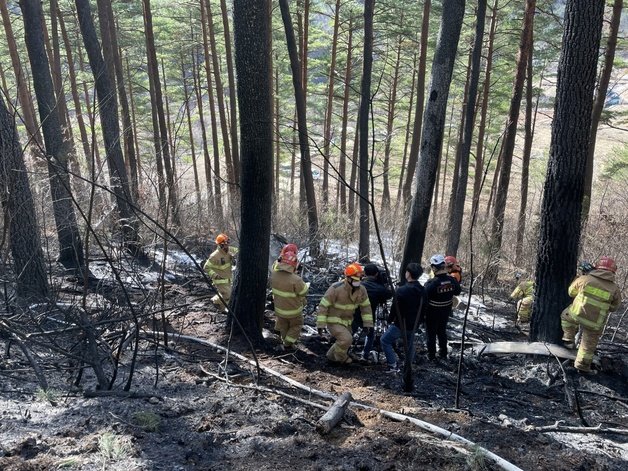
[0,260,627,471]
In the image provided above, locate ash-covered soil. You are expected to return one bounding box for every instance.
[1,271,626,471]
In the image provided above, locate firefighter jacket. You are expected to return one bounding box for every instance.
[361,276,393,310]
[421,271,461,320]
[204,247,234,284]
[317,280,373,329]
[271,262,309,318]
[511,280,534,300]
[387,280,426,329]
[566,269,622,332]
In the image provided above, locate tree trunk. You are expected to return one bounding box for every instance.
[147,49,167,209]
[0,0,43,155]
[348,116,359,219]
[531,0,604,343]
[397,47,418,205]
[337,17,353,214]
[99,1,139,202]
[78,43,102,170]
[274,62,280,206]
[358,0,374,261]
[402,0,431,206]
[445,0,487,257]
[515,39,534,265]
[160,57,177,185]
[322,0,341,208]
[19,0,84,269]
[181,55,202,210]
[199,4,224,222]
[487,0,535,281]
[399,0,465,279]
[75,0,140,251]
[231,0,272,343]
[582,0,623,220]
[143,0,179,224]
[445,48,472,233]
[381,31,403,214]
[48,0,77,176]
[126,56,142,187]
[471,0,498,218]
[205,0,236,187]
[220,0,240,184]
[436,98,457,223]
[56,5,91,172]
[0,96,48,300]
[279,0,319,256]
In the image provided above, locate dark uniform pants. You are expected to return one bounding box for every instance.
[426,313,449,358]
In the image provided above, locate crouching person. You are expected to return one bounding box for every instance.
[316,263,372,364]
[271,247,309,350]
[380,263,425,373]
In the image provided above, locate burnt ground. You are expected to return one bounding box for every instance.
[0,270,626,471]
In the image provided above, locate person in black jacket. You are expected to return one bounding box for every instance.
[352,264,393,361]
[422,254,461,360]
[380,263,426,373]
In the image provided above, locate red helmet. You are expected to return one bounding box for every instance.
[215,233,229,245]
[596,256,617,273]
[281,251,298,268]
[444,256,458,267]
[281,244,298,256]
[344,262,364,278]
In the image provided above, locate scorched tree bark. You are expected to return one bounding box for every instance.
[399,0,465,279]
[531,0,604,343]
[231,0,273,342]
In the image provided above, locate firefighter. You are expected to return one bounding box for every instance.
[316,262,373,364]
[271,247,309,350]
[561,256,622,374]
[510,272,535,326]
[445,256,462,283]
[204,233,235,310]
[422,254,461,360]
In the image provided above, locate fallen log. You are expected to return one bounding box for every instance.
[152,331,524,471]
[316,392,352,434]
[528,420,628,435]
[474,342,576,360]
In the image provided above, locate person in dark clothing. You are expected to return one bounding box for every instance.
[380,263,426,373]
[421,254,461,360]
[352,264,393,361]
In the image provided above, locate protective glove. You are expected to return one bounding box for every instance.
[317,328,325,337]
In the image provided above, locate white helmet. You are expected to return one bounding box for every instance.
[430,254,445,266]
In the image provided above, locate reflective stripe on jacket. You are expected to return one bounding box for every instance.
[271,262,309,318]
[567,269,622,331]
[204,247,234,282]
[316,280,372,328]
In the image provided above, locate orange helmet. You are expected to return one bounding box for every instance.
[281,251,298,268]
[344,262,364,278]
[215,233,229,245]
[596,256,617,273]
[444,256,458,267]
[281,243,298,256]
